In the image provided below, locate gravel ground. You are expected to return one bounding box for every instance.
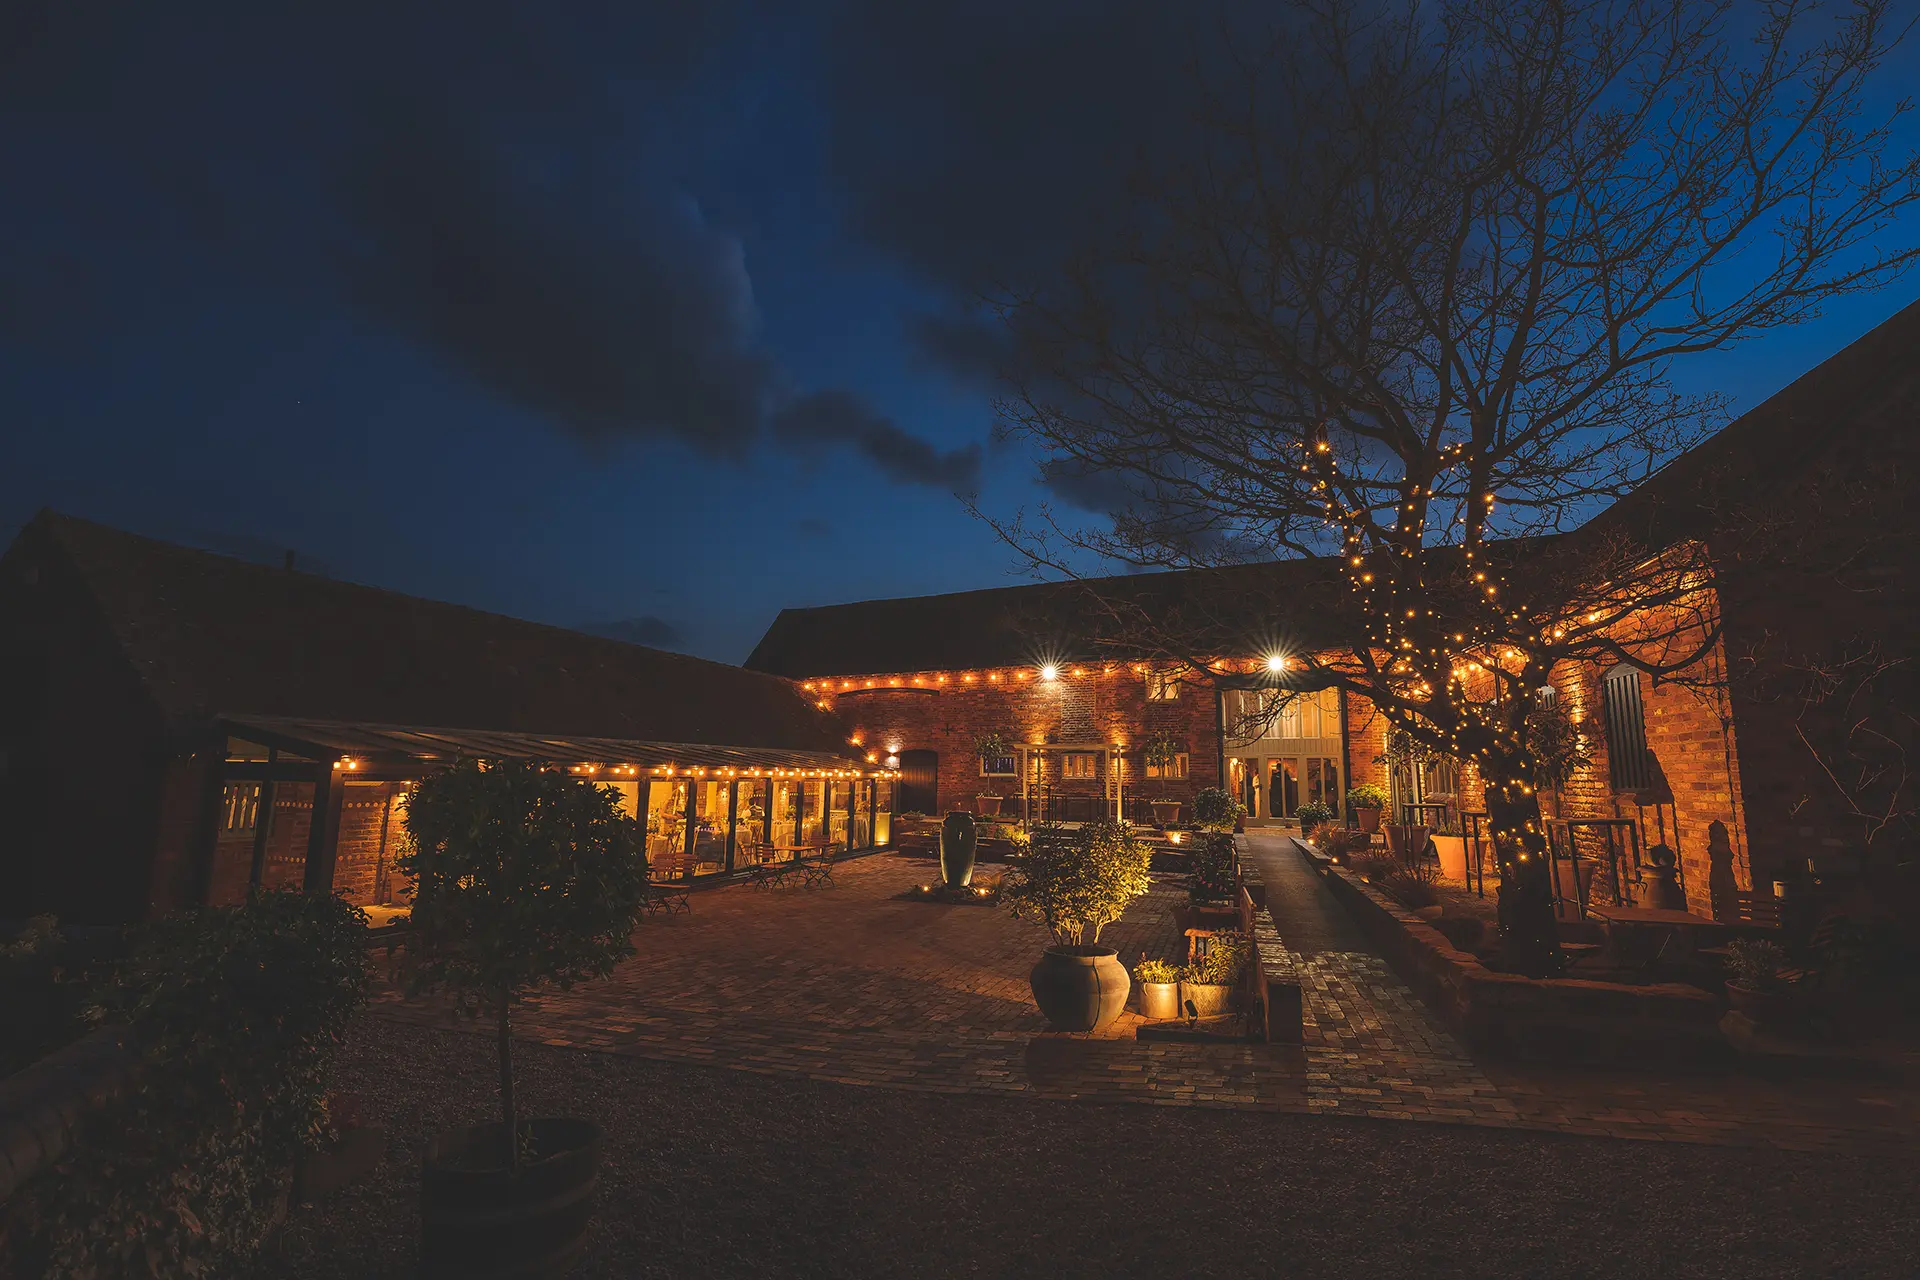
[251,1016,1920,1280]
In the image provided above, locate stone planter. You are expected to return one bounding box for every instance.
[1725,982,1795,1027]
[1150,800,1183,826]
[421,1117,602,1280]
[1029,946,1130,1032]
[1179,981,1234,1018]
[1432,835,1468,882]
[1357,807,1382,833]
[1137,980,1182,1020]
[976,794,1003,817]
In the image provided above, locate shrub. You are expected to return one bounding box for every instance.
[1434,915,1487,952]
[0,916,111,1077]
[6,890,371,1280]
[1726,938,1788,993]
[1348,853,1398,883]
[1189,933,1250,986]
[1294,800,1334,832]
[1187,831,1237,903]
[1381,871,1440,909]
[1002,820,1153,947]
[402,760,651,1171]
[1345,783,1389,812]
[1192,787,1244,832]
[1133,958,1182,984]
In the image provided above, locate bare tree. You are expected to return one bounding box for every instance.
[986,0,1920,974]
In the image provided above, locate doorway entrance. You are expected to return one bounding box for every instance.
[896,749,938,816]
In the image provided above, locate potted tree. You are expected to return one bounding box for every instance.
[974,733,1010,817]
[1346,783,1389,834]
[1143,736,1184,826]
[1002,821,1154,1031]
[1192,786,1243,834]
[1132,957,1183,1020]
[401,760,650,1280]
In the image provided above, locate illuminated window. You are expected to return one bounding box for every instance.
[1145,668,1181,701]
[980,753,1017,777]
[221,783,261,835]
[1062,753,1098,780]
[1601,665,1653,792]
[1144,753,1190,780]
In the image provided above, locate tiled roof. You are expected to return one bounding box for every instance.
[20,512,850,755]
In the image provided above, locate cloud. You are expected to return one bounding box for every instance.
[575,615,685,648]
[771,389,982,490]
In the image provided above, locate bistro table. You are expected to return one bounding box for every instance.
[763,844,839,888]
[1584,904,1729,969]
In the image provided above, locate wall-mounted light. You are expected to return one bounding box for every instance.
[885,755,900,769]
[1040,664,1059,681]
[1265,653,1287,672]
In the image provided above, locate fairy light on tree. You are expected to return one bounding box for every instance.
[982,0,1920,975]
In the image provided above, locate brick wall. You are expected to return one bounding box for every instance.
[813,664,1222,818]
[331,782,409,907]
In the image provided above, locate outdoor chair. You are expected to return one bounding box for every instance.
[643,851,693,914]
[800,846,838,888]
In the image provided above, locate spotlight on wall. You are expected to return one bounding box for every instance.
[1040,664,1059,681]
[885,755,900,769]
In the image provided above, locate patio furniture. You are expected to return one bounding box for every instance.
[798,846,839,888]
[744,859,796,890]
[645,850,694,914]
[1585,903,1727,970]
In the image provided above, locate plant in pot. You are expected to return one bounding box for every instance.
[1294,799,1334,840]
[1187,830,1237,905]
[1142,736,1184,825]
[1182,931,1249,1018]
[939,810,979,889]
[400,760,651,1280]
[1192,786,1244,834]
[1382,870,1444,919]
[974,733,1011,817]
[1133,957,1183,1020]
[1346,783,1389,833]
[1002,821,1153,1031]
[1724,938,1796,1026]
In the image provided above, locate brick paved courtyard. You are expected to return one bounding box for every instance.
[374,839,1920,1151]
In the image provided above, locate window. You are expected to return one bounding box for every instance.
[1146,668,1181,701]
[1601,665,1654,792]
[1144,752,1189,779]
[221,783,261,835]
[1062,752,1098,780]
[980,753,1017,777]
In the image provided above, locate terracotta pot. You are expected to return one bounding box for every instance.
[1180,981,1234,1018]
[1357,808,1382,833]
[976,794,1003,817]
[421,1118,601,1280]
[1137,980,1182,1020]
[1151,801,1183,826]
[1725,981,1795,1026]
[1030,946,1130,1031]
[1431,835,1468,882]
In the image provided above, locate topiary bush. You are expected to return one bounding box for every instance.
[1192,787,1244,832]
[401,759,650,1172]
[1345,783,1389,812]
[4,890,372,1280]
[1294,800,1335,833]
[1002,820,1153,947]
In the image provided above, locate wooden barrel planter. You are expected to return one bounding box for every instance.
[421,1118,602,1279]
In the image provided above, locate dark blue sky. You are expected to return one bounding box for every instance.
[6,2,1918,662]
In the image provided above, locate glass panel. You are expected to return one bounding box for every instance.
[854,781,873,848]
[605,781,639,819]
[873,779,893,846]
[829,780,851,849]
[799,780,827,848]
[691,780,729,874]
[734,779,769,866]
[647,778,690,879]
[1268,758,1298,818]
[1307,758,1324,811]
[773,779,800,859]
[1323,759,1341,814]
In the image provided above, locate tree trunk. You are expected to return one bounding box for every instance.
[498,994,518,1174]
[1483,775,1561,979]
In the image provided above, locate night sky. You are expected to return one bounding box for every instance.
[7,2,1919,662]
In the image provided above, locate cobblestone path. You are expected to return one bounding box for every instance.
[373,845,1920,1151]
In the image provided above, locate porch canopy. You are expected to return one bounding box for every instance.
[220,713,888,779]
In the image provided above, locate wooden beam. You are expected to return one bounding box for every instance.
[249,748,278,891]
[190,743,228,907]
[302,765,344,894]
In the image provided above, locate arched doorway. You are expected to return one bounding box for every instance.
[897,749,938,816]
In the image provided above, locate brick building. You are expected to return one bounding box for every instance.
[0,514,890,924]
[750,299,1920,922]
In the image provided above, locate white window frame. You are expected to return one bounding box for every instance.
[1144,752,1190,780]
[1145,668,1181,701]
[979,754,1018,778]
[1062,752,1099,780]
